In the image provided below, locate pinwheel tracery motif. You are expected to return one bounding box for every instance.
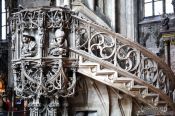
[139,58,158,84]
[158,69,168,94]
[116,45,140,71]
[89,32,116,60]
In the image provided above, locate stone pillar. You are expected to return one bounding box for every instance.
[172,0,175,15]
[118,0,138,41]
[104,0,116,31]
[56,0,61,6]
[164,41,169,65]
[64,0,70,7]
[62,99,68,116]
[87,0,95,11]
[110,0,115,31]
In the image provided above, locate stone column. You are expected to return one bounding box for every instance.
[62,99,68,116]
[109,0,115,31]
[87,0,95,11]
[172,0,175,15]
[56,0,61,6]
[64,0,70,7]
[119,0,138,41]
[103,0,116,31]
[164,41,169,65]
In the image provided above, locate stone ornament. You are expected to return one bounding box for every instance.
[49,29,67,56]
[10,6,175,116]
[11,7,76,116]
[21,32,37,57]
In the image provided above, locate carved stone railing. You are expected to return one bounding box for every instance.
[71,15,175,101]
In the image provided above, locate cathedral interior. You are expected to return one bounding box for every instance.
[1,0,175,116]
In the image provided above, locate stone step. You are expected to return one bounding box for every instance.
[128,85,148,91]
[154,101,167,106]
[112,77,133,83]
[142,93,159,99]
[95,69,116,75]
[79,62,99,67]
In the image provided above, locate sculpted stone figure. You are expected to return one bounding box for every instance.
[21,32,37,57]
[49,29,67,56]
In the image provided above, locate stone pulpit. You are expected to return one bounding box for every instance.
[11,7,77,116]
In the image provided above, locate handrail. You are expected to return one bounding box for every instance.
[71,15,175,101]
[72,15,175,80]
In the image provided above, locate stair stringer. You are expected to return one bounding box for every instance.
[70,48,175,113]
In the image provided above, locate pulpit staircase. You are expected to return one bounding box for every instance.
[69,15,175,114]
[10,7,175,115]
